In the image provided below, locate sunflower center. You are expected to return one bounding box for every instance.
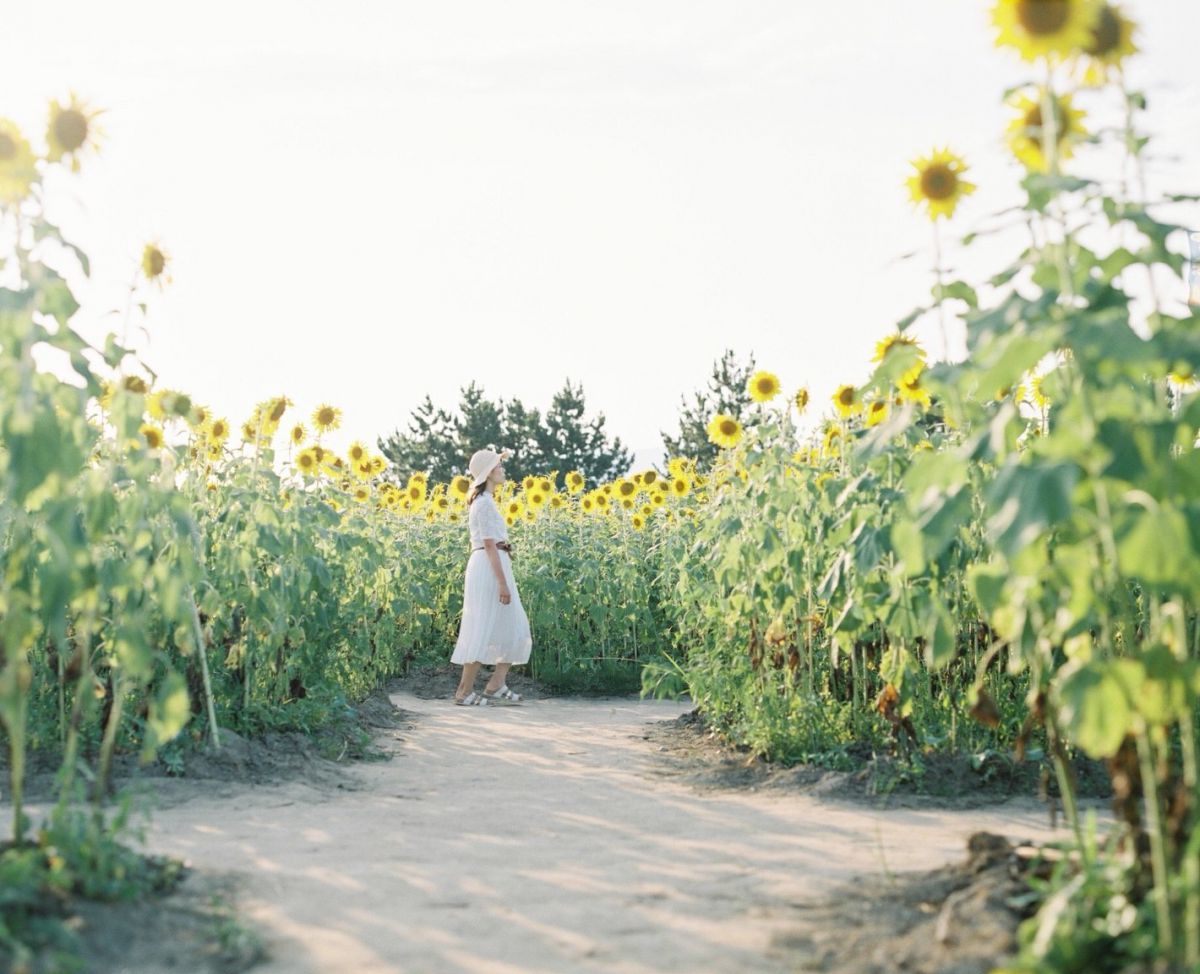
[1086,6,1120,55]
[54,110,89,153]
[144,247,166,276]
[837,388,854,405]
[0,132,15,160]
[920,164,957,200]
[1016,0,1070,35]
[719,419,738,436]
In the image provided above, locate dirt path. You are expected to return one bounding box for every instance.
[137,693,1074,974]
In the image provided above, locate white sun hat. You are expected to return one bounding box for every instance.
[467,448,511,487]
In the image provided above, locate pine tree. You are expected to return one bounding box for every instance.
[378,380,631,486]
[661,349,756,470]
[537,381,632,484]
[377,395,460,483]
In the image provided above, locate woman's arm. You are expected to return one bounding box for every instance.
[482,539,511,604]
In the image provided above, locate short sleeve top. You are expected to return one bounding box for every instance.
[468,494,508,547]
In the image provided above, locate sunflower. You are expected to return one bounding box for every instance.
[897,366,933,408]
[537,477,553,494]
[295,447,320,477]
[565,471,585,494]
[706,414,743,449]
[0,119,37,204]
[620,497,635,511]
[631,514,646,531]
[747,370,782,403]
[641,470,658,487]
[1080,3,1138,83]
[522,475,536,492]
[650,491,666,508]
[139,423,164,450]
[1020,375,1051,410]
[189,404,210,428]
[410,471,427,486]
[266,395,292,424]
[617,479,637,499]
[529,490,546,507]
[991,0,1100,61]
[146,390,169,421]
[594,492,610,511]
[141,242,170,285]
[906,148,976,221]
[822,424,844,457]
[581,496,595,513]
[793,388,810,413]
[206,443,223,462]
[670,477,690,498]
[522,505,537,523]
[832,384,862,418]
[866,400,889,427]
[45,94,102,171]
[312,403,342,433]
[370,456,386,476]
[549,494,565,509]
[290,423,306,446]
[451,475,471,498]
[873,332,927,365]
[406,479,427,503]
[1006,89,1088,172]
[354,485,371,503]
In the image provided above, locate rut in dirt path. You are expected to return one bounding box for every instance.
[141,693,1072,974]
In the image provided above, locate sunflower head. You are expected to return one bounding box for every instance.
[47,94,103,171]
[906,148,976,221]
[898,366,933,408]
[991,0,1101,61]
[706,414,743,449]
[141,242,170,286]
[747,370,782,403]
[1081,3,1138,83]
[873,332,927,365]
[451,475,471,498]
[0,119,37,204]
[793,388,810,413]
[139,423,164,450]
[631,514,646,531]
[617,479,637,498]
[1006,89,1088,172]
[832,383,862,417]
[866,400,889,428]
[312,403,342,433]
[290,423,307,446]
[670,477,690,497]
[566,471,585,494]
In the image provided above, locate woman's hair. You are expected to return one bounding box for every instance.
[468,482,488,505]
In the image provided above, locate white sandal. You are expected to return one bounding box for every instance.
[483,685,522,704]
[455,691,489,706]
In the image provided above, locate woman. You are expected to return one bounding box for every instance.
[451,448,532,705]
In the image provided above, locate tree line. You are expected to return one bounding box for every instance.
[377,351,758,483]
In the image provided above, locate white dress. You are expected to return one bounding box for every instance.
[451,494,532,665]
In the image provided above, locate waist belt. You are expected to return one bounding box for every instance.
[471,541,514,557]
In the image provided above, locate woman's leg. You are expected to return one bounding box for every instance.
[484,662,510,693]
[456,661,481,700]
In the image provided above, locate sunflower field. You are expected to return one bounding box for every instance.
[2,0,1200,970]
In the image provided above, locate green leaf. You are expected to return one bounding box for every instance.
[142,672,192,760]
[986,460,1078,558]
[1055,660,1132,758]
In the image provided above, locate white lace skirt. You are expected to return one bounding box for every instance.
[451,549,532,665]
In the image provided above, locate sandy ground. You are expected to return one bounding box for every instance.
[116,691,1078,974]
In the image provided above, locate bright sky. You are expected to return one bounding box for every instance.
[8,1,1199,466]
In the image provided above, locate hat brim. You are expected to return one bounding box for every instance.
[471,450,511,486]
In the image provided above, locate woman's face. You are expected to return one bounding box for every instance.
[489,463,506,486]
